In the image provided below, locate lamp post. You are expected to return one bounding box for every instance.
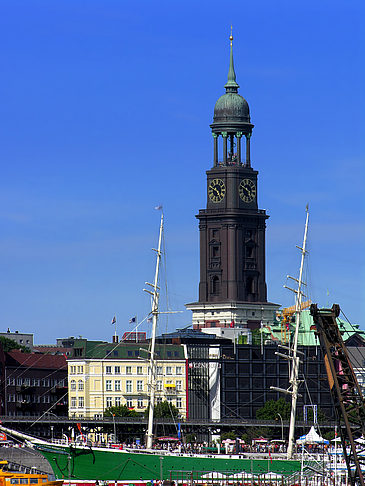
[50,425,54,442]
[112,414,116,443]
[276,413,284,441]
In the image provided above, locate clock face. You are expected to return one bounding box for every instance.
[208,178,226,203]
[239,178,256,203]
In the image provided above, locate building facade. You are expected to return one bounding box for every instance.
[67,341,187,419]
[2,349,67,417]
[0,330,34,350]
[157,329,336,421]
[220,343,334,420]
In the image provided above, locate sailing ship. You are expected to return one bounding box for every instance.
[0,211,306,484]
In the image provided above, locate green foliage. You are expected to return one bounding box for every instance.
[256,397,291,420]
[297,406,328,424]
[323,430,335,441]
[0,336,30,353]
[221,431,236,440]
[241,427,274,443]
[251,328,262,346]
[185,433,196,443]
[144,400,179,418]
[104,405,139,417]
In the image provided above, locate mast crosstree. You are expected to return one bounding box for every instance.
[271,205,309,459]
[144,211,164,450]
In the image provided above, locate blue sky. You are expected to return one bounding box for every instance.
[0,0,364,344]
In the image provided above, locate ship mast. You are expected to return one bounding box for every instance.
[271,206,309,459]
[286,206,309,459]
[145,211,164,450]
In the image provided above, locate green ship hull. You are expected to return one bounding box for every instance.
[35,443,302,483]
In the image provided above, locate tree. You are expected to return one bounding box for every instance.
[104,405,139,417]
[221,431,236,441]
[256,397,291,420]
[0,336,30,353]
[298,406,328,424]
[251,328,262,346]
[241,427,273,443]
[144,400,179,418]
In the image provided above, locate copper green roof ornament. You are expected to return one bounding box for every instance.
[225,26,239,93]
[211,27,252,130]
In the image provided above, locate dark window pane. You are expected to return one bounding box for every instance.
[224,363,236,375]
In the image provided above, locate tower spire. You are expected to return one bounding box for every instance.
[225,26,239,92]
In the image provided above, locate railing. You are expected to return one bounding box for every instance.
[0,414,337,428]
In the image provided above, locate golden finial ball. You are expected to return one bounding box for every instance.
[229,34,233,41]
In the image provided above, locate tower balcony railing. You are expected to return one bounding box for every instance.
[217,156,242,167]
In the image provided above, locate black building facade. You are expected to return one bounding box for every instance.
[157,330,334,421]
[220,344,334,420]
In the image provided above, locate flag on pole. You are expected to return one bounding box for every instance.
[111,316,116,325]
[129,316,136,324]
[154,205,163,210]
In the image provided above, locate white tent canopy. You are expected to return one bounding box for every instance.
[296,426,329,445]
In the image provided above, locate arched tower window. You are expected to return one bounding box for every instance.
[246,276,255,295]
[211,276,220,295]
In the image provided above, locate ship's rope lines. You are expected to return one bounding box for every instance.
[5,355,70,432]
[161,388,179,435]
[93,313,151,360]
[161,212,170,335]
[5,351,67,396]
[5,354,67,388]
[302,374,326,439]
[219,392,267,419]
[50,444,97,479]
[156,218,172,363]
[5,350,52,381]
[153,220,182,437]
[29,391,68,427]
[106,456,157,479]
[304,235,313,305]
[53,455,70,479]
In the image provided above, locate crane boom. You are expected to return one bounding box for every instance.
[310,304,365,486]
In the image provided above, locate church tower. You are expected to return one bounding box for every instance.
[187,34,279,334]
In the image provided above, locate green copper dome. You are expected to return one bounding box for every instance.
[213,92,250,123]
[211,34,252,131]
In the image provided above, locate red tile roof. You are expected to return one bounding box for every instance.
[8,350,67,369]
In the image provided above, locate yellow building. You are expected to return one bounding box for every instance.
[67,341,187,419]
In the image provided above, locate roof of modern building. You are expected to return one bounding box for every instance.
[33,345,73,355]
[70,340,185,360]
[156,327,231,345]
